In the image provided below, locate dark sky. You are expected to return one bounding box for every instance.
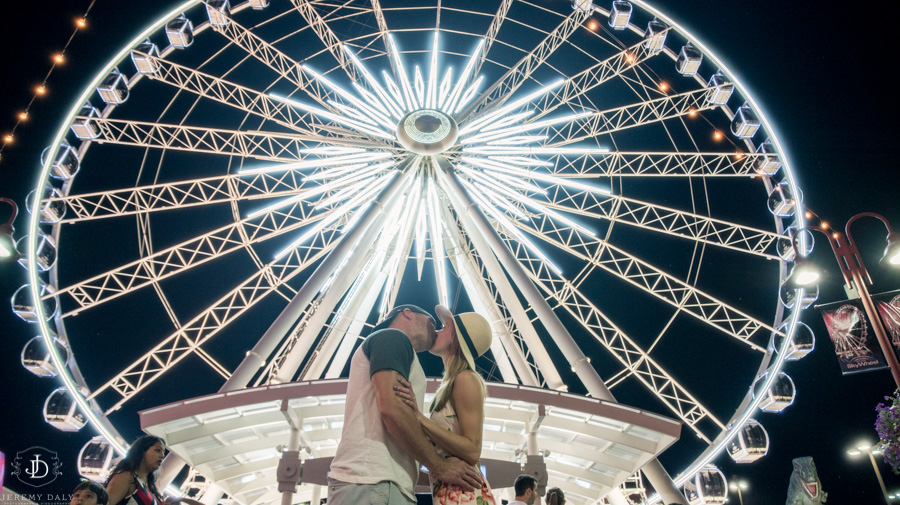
[1,1,899,504]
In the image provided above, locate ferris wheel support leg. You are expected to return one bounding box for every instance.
[222,169,406,392]
[305,256,388,380]
[199,484,224,505]
[436,161,688,505]
[272,210,396,383]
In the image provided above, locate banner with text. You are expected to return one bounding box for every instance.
[819,298,888,374]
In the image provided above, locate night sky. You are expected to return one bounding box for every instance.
[1,1,899,505]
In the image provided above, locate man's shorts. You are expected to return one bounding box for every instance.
[326,478,416,505]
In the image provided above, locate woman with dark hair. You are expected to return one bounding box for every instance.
[106,436,200,505]
[395,305,496,505]
[106,435,166,505]
[546,487,565,505]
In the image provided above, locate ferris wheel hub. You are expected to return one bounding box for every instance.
[395,109,458,155]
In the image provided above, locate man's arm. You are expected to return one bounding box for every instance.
[371,370,482,489]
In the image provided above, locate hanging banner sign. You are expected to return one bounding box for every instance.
[872,289,900,362]
[818,298,888,374]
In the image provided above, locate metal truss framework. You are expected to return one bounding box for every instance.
[461,8,591,120]
[137,53,370,141]
[76,117,397,160]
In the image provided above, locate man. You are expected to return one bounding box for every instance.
[509,474,538,505]
[328,304,483,504]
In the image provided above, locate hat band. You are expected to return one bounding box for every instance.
[454,314,478,360]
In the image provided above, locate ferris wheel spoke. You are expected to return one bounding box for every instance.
[54,154,396,222]
[300,253,388,381]
[54,171,308,222]
[459,8,591,122]
[528,36,667,122]
[544,152,768,177]
[503,216,774,349]
[87,223,345,413]
[289,0,360,83]
[210,13,342,112]
[78,117,392,160]
[51,192,355,316]
[533,189,780,259]
[137,54,365,139]
[493,229,724,441]
[543,87,723,147]
[469,0,515,80]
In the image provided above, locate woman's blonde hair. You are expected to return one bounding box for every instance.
[431,324,486,413]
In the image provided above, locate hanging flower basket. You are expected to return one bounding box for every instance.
[875,389,900,474]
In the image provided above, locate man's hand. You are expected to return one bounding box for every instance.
[430,456,483,490]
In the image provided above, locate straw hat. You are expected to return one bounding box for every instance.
[435,305,492,371]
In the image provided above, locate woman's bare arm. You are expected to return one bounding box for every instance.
[416,371,485,466]
[106,472,135,505]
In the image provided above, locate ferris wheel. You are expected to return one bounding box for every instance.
[16,0,814,503]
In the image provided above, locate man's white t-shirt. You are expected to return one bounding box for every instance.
[328,329,426,502]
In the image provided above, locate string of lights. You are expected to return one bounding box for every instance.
[0,1,96,160]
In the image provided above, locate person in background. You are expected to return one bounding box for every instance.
[508,474,538,505]
[545,487,565,505]
[106,435,201,505]
[70,480,109,505]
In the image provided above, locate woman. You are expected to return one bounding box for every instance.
[106,435,201,505]
[546,487,565,505]
[396,305,496,505]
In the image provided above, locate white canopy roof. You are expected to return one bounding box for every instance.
[141,379,680,505]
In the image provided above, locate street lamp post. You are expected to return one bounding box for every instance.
[728,479,747,505]
[789,211,900,388]
[848,444,890,504]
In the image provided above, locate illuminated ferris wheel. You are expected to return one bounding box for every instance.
[15,0,816,503]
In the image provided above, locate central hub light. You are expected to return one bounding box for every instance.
[396,109,459,155]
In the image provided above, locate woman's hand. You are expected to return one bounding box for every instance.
[393,377,420,414]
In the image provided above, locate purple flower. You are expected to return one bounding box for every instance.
[876,390,900,474]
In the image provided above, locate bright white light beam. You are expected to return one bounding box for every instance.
[303,65,394,129]
[486,135,548,146]
[268,93,394,140]
[458,163,545,195]
[387,34,419,111]
[344,47,405,118]
[465,156,610,195]
[461,178,562,274]
[274,174,393,259]
[443,39,485,114]
[305,160,395,182]
[463,145,609,155]
[461,111,592,145]
[459,79,564,135]
[426,178,449,306]
[463,164,596,237]
[240,151,393,175]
